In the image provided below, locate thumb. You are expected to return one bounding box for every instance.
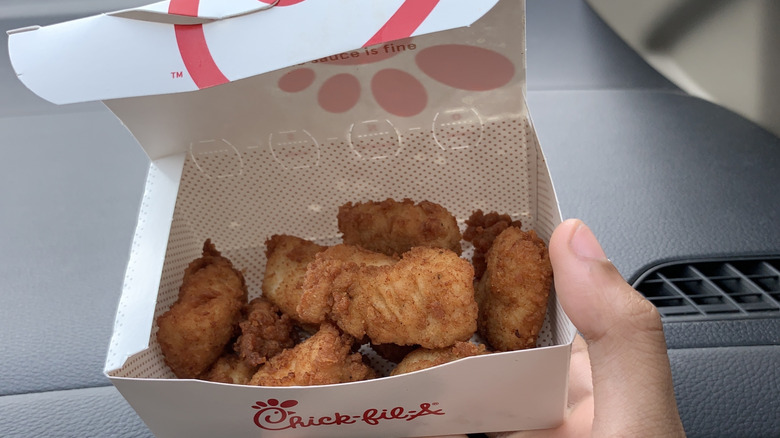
[549,219,684,437]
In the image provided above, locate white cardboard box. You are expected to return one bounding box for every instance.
[8,1,576,436]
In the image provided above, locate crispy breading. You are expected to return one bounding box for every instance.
[390,341,489,376]
[202,353,258,385]
[338,198,462,256]
[248,323,375,386]
[262,235,328,323]
[476,227,552,351]
[463,210,523,279]
[234,296,297,367]
[300,245,478,349]
[156,240,247,379]
[297,244,397,324]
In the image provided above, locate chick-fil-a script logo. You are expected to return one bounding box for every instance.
[252,398,445,431]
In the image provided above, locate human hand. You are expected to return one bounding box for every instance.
[425,219,685,438]
[492,219,685,437]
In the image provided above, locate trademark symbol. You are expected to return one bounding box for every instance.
[171,71,184,79]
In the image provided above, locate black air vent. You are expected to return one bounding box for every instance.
[633,258,780,320]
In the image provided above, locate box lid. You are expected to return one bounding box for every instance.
[8,0,525,162]
[8,0,499,105]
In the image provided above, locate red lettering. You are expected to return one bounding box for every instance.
[288,416,306,428]
[362,408,380,426]
[333,413,356,425]
[390,407,407,419]
[309,44,416,65]
[253,401,444,431]
[315,413,356,426]
[360,406,418,425]
[253,407,295,431]
[304,413,356,427]
[378,408,393,420]
[407,403,445,421]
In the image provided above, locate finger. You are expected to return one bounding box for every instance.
[566,334,592,406]
[548,219,684,436]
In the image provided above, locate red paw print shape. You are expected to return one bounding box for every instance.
[278,43,515,118]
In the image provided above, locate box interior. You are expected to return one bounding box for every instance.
[99,0,572,381]
[108,108,568,379]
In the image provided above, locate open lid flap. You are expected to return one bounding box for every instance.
[108,0,283,25]
[8,0,500,105]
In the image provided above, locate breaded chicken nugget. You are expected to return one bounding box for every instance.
[390,341,489,376]
[156,240,247,379]
[248,323,375,386]
[262,235,327,323]
[202,353,258,385]
[234,296,296,367]
[338,198,462,256]
[476,227,552,351]
[300,245,478,349]
[463,210,523,279]
[297,244,396,324]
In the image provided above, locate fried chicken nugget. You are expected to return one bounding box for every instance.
[234,296,297,367]
[300,245,478,349]
[202,353,258,385]
[262,235,327,324]
[390,341,489,376]
[156,240,247,379]
[476,227,552,351]
[248,323,376,386]
[297,244,396,324]
[463,210,523,279]
[338,198,462,256]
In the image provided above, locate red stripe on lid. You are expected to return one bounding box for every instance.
[363,0,439,47]
[174,24,229,89]
[168,0,200,16]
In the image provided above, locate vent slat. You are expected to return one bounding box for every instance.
[634,258,780,321]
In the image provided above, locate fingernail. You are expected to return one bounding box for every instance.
[570,223,608,261]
